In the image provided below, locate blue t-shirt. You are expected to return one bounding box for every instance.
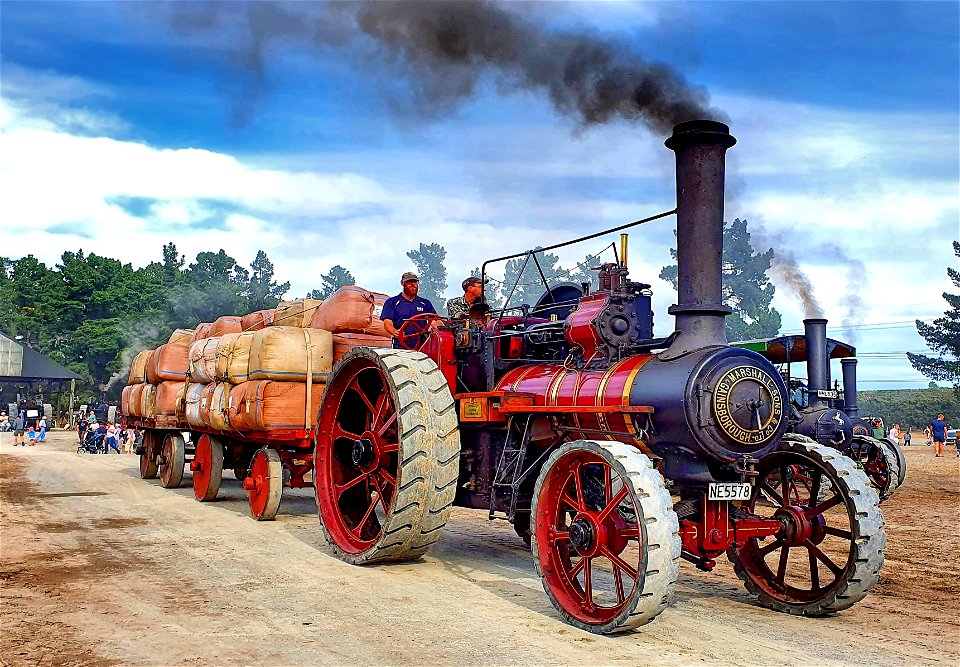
[931,419,947,440]
[381,293,437,347]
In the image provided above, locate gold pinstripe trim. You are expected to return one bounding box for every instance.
[509,364,539,392]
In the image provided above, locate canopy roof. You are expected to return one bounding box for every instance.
[733,335,856,365]
[0,333,82,381]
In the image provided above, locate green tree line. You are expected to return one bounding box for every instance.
[858,388,959,431]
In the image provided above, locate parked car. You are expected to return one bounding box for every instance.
[947,428,957,448]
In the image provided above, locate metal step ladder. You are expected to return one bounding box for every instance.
[489,414,534,522]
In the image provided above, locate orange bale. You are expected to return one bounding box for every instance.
[215,332,254,384]
[229,380,323,431]
[210,315,242,337]
[332,333,391,364]
[140,384,158,418]
[146,343,190,384]
[208,383,233,431]
[309,286,375,333]
[128,384,145,417]
[188,337,220,384]
[191,323,213,344]
[248,326,332,382]
[168,328,194,345]
[128,349,153,385]
[121,384,135,416]
[155,381,184,417]
[240,309,275,332]
[273,299,323,328]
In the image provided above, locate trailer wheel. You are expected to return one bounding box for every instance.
[191,434,223,502]
[158,433,186,488]
[850,435,900,502]
[531,440,681,634]
[243,447,282,521]
[729,440,885,616]
[315,348,460,565]
[139,430,160,479]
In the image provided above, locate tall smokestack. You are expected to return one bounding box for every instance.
[841,358,859,418]
[804,318,829,407]
[662,120,735,359]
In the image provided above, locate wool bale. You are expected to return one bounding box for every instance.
[188,337,220,384]
[309,286,375,333]
[128,349,154,385]
[248,326,332,382]
[208,382,234,431]
[121,384,135,416]
[215,332,254,384]
[183,383,206,428]
[168,328,194,345]
[140,384,158,419]
[155,381,184,417]
[146,343,190,384]
[332,333,392,364]
[128,384,144,417]
[229,380,323,431]
[240,309,275,332]
[273,299,323,328]
[198,384,216,427]
[210,315,242,337]
[191,322,213,344]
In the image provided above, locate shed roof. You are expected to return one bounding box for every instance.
[0,333,82,381]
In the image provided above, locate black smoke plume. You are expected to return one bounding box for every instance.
[168,0,721,134]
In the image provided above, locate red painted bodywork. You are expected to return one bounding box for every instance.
[563,293,607,357]
[678,497,782,565]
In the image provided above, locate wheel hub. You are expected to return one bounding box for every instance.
[351,438,375,468]
[569,517,596,554]
[775,505,827,547]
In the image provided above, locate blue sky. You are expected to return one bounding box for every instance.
[1,0,957,390]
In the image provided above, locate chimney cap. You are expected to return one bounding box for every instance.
[665,119,736,150]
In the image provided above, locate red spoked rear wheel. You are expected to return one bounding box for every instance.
[729,440,885,615]
[191,433,223,502]
[531,441,679,634]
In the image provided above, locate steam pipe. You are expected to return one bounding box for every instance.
[841,358,859,418]
[804,318,829,408]
[620,233,629,268]
[662,120,735,359]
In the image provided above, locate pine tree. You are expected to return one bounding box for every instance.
[245,250,290,310]
[659,218,781,340]
[908,240,960,398]
[309,265,355,299]
[406,243,448,306]
[500,248,564,307]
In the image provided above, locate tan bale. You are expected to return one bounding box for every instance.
[155,381,184,417]
[121,384,135,416]
[273,299,323,328]
[128,384,145,417]
[198,384,216,427]
[183,383,206,428]
[128,349,154,385]
[188,337,220,384]
[215,332,254,384]
[208,382,234,431]
[229,380,323,431]
[168,328,195,345]
[248,326,332,382]
[191,323,213,344]
[140,384,158,419]
[146,343,190,384]
[210,316,242,337]
[240,309,275,332]
[331,333,391,365]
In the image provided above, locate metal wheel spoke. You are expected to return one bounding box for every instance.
[373,393,390,429]
[371,475,390,514]
[568,555,587,580]
[806,493,843,518]
[620,527,640,540]
[824,525,853,540]
[572,464,585,512]
[807,470,823,508]
[596,485,629,524]
[757,538,784,557]
[561,491,582,513]
[583,557,594,608]
[354,493,379,537]
[379,468,396,488]
[809,550,821,589]
[549,528,570,545]
[779,465,791,505]
[761,482,784,507]
[332,424,363,443]
[349,379,377,416]
[335,471,368,496]
[776,546,790,584]
[805,539,844,576]
[377,411,398,437]
[599,545,638,580]
[613,566,626,604]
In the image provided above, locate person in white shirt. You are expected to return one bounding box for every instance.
[104,422,121,454]
[887,423,900,443]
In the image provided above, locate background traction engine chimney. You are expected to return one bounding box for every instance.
[804,318,829,408]
[662,120,736,359]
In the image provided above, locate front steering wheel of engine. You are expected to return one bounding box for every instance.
[394,312,448,351]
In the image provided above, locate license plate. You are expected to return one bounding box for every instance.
[708,482,752,501]
[816,389,840,399]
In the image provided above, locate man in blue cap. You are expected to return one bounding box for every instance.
[381,271,438,349]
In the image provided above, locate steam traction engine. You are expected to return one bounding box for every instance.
[314,121,886,633]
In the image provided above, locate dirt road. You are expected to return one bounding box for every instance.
[2,431,958,666]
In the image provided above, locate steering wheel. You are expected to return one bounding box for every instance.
[394,313,448,350]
